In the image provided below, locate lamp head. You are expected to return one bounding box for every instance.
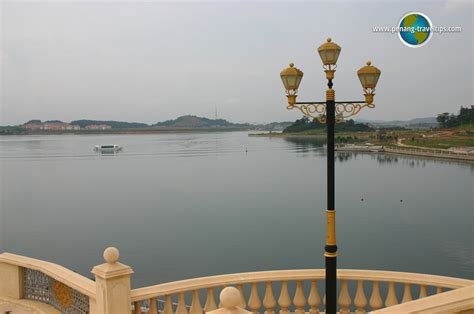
[317,38,341,67]
[357,61,381,89]
[280,63,303,107]
[357,61,381,104]
[280,63,303,91]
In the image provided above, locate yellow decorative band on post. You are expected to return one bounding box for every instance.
[324,251,337,257]
[326,210,336,245]
[326,89,335,101]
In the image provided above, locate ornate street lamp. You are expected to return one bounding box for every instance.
[279,38,380,314]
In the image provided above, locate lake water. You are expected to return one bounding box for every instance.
[0,132,473,287]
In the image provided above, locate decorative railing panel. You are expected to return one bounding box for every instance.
[23,267,90,313]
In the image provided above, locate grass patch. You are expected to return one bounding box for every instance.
[404,137,474,149]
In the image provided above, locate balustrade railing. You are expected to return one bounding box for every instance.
[130,269,473,314]
[0,252,96,313]
[1,250,472,314]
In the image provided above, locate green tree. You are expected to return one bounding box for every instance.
[283,117,373,133]
[437,106,473,128]
[436,113,450,128]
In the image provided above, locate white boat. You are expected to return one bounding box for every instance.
[94,144,122,152]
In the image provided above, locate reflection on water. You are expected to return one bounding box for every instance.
[96,151,122,155]
[1,132,472,286]
[283,137,325,151]
[283,137,473,170]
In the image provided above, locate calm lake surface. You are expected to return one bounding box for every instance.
[1,132,473,287]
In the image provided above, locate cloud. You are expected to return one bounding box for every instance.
[444,0,472,10]
[225,98,240,105]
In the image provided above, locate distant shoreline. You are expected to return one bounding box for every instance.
[248,132,326,139]
[0,127,256,136]
[383,146,474,162]
[249,132,474,162]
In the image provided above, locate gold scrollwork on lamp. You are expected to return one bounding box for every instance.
[291,103,328,124]
[335,102,375,120]
[279,59,381,124]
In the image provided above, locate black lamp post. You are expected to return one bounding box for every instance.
[279,38,381,314]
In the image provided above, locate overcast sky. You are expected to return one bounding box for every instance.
[1,0,472,125]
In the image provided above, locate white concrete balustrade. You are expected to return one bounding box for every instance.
[1,248,473,314]
[130,269,473,314]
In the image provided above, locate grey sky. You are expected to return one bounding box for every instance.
[1,0,472,125]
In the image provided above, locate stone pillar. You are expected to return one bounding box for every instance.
[91,247,134,314]
[207,287,252,314]
[0,262,22,299]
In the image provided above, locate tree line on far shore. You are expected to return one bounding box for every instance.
[283,116,374,133]
[436,106,473,128]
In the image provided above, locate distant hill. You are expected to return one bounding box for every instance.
[257,121,294,131]
[70,120,149,129]
[44,120,65,124]
[356,117,437,128]
[153,115,252,129]
[15,116,287,131]
[24,120,42,124]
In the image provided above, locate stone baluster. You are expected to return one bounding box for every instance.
[293,281,306,314]
[278,281,291,314]
[418,285,427,299]
[134,301,142,314]
[205,289,217,312]
[307,280,320,314]
[164,295,174,314]
[207,287,251,314]
[248,283,261,314]
[354,280,367,313]
[190,290,203,314]
[338,280,352,314]
[176,292,188,314]
[436,287,444,294]
[401,283,412,303]
[91,247,134,314]
[149,297,158,314]
[237,284,247,309]
[263,282,276,314]
[369,281,383,311]
[384,282,398,307]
